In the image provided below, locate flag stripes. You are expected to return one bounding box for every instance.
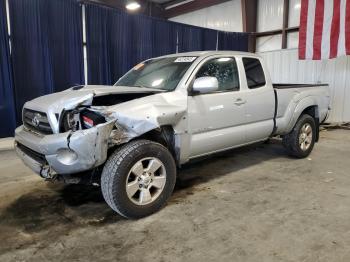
[299,0,350,59]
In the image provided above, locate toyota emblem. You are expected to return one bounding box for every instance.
[32,113,41,127]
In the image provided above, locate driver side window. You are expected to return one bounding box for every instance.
[196,57,239,92]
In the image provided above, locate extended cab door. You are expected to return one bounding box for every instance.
[187,57,247,158]
[241,57,275,142]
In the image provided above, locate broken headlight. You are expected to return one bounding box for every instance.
[61,110,82,132]
[61,109,106,132]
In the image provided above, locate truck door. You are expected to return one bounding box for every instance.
[187,57,247,158]
[241,57,275,142]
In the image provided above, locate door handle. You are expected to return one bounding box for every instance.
[234,98,246,106]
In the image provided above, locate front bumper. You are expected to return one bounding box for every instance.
[14,121,115,177]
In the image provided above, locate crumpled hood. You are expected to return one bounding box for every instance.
[24,85,164,114]
[100,90,188,141]
[23,85,166,134]
[22,84,188,140]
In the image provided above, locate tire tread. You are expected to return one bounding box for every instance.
[282,114,316,158]
[101,140,176,219]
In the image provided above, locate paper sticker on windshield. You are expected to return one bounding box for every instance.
[133,63,145,70]
[174,57,197,63]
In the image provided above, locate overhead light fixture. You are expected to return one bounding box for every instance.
[126,1,141,11]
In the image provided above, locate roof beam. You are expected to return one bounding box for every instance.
[163,0,231,18]
[241,0,257,52]
[281,0,289,49]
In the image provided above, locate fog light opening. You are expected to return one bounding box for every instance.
[56,149,78,165]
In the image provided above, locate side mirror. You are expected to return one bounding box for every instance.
[192,77,219,94]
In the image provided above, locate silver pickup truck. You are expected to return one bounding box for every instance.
[15,51,330,218]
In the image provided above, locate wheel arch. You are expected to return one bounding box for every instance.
[288,97,320,142]
[300,105,320,142]
[138,125,180,165]
[286,96,320,142]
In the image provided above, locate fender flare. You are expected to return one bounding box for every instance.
[285,96,319,134]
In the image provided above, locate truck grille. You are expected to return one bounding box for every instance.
[23,109,53,135]
[16,142,47,165]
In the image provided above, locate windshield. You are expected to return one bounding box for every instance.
[114,57,197,91]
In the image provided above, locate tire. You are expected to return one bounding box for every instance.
[101,139,176,219]
[282,114,316,158]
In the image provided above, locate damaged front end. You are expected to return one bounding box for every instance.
[15,90,117,180]
[14,85,188,182]
[15,120,115,179]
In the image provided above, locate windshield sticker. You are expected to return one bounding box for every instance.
[174,57,197,63]
[133,63,145,70]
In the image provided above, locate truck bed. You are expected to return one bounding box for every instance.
[273,83,330,135]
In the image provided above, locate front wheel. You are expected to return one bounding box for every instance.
[101,140,176,219]
[282,114,316,158]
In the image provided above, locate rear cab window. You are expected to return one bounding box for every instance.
[242,57,266,89]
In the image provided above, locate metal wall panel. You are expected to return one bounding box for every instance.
[256,34,282,52]
[288,0,301,27]
[257,0,283,32]
[287,31,299,49]
[260,49,350,123]
[169,0,242,32]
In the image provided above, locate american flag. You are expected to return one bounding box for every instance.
[299,0,350,60]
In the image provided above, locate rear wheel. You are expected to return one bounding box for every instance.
[101,140,176,219]
[282,114,316,158]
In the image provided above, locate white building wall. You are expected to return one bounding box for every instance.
[169,0,242,32]
[256,34,282,52]
[288,0,301,27]
[260,49,350,123]
[257,0,284,32]
[256,0,301,52]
